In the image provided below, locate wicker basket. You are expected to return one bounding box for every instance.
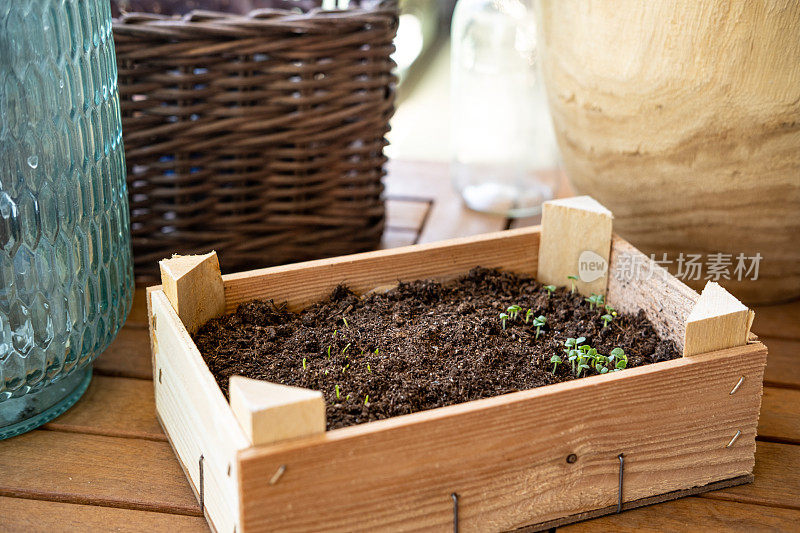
[113,2,397,284]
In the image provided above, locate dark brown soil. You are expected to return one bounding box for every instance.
[194,267,679,430]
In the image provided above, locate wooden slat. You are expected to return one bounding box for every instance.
[758,388,800,443]
[151,290,250,533]
[93,326,152,380]
[222,227,541,313]
[385,198,430,230]
[762,337,800,388]
[44,375,164,441]
[379,228,417,249]
[0,496,208,533]
[237,343,765,532]
[558,497,800,532]
[702,441,800,510]
[607,236,700,350]
[0,430,200,516]
[751,300,800,340]
[127,288,150,327]
[160,252,226,334]
[384,160,508,243]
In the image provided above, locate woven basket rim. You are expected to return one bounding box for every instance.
[114,2,398,25]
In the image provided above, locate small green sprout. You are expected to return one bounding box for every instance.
[342,317,349,328]
[333,329,337,337]
[604,303,617,316]
[342,342,351,355]
[507,305,522,320]
[610,347,627,370]
[324,369,328,375]
[601,314,613,328]
[346,394,351,400]
[533,315,547,339]
[302,357,307,370]
[327,346,332,358]
[364,394,369,405]
[586,293,605,309]
[567,275,578,294]
[550,354,562,374]
[335,384,340,399]
[367,363,371,373]
[524,308,534,324]
[499,312,509,330]
[544,285,556,298]
[374,348,379,355]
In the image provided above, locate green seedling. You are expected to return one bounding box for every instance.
[499,312,509,330]
[524,308,534,324]
[610,347,627,370]
[604,303,617,315]
[367,363,372,373]
[601,314,613,328]
[342,343,351,355]
[364,394,369,405]
[507,305,522,320]
[342,317,349,328]
[544,285,556,298]
[585,293,605,309]
[567,275,578,294]
[302,357,307,370]
[550,354,562,374]
[335,384,340,399]
[533,315,547,339]
[374,348,379,355]
[563,337,586,373]
[327,346,331,358]
[346,394,351,400]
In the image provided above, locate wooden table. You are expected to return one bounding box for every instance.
[2,161,798,532]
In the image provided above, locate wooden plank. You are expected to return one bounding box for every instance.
[758,388,800,443]
[229,376,325,446]
[385,198,430,231]
[380,228,417,249]
[751,300,800,340]
[762,337,800,388]
[93,326,153,380]
[684,282,754,356]
[557,497,800,532]
[160,252,226,334]
[222,227,541,313]
[151,289,250,533]
[0,496,208,533]
[702,441,800,511]
[383,160,508,243]
[537,196,613,297]
[607,236,700,351]
[0,430,200,516]
[44,375,164,441]
[237,343,765,532]
[127,288,150,328]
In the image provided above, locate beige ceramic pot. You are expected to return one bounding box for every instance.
[537,0,800,304]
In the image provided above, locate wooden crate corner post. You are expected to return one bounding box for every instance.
[537,195,613,296]
[159,251,226,333]
[229,376,326,446]
[684,281,755,357]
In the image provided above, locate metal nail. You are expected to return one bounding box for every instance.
[617,453,624,513]
[727,430,742,448]
[269,464,286,485]
[451,493,459,533]
[729,376,745,395]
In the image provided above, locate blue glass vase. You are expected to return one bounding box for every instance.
[0,0,134,439]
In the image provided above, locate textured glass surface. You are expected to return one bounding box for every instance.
[0,0,133,420]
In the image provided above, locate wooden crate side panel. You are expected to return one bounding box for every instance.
[237,344,766,533]
[221,227,541,312]
[607,236,700,351]
[151,291,250,532]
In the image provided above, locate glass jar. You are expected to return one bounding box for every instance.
[451,0,559,217]
[0,0,134,439]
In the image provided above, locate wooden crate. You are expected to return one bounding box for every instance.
[146,197,766,533]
